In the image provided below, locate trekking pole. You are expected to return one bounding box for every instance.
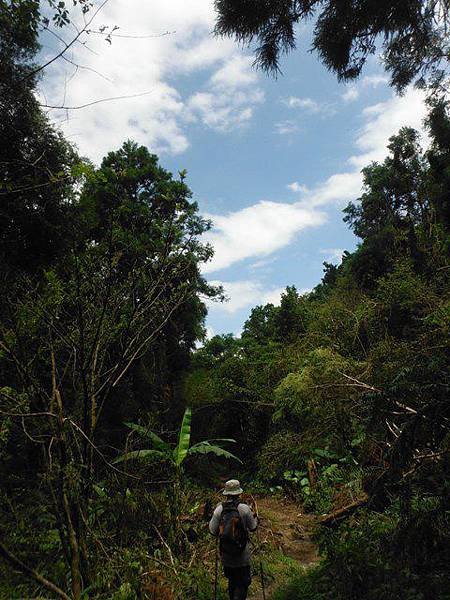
[258,530,266,600]
[252,496,266,600]
[213,535,218,600]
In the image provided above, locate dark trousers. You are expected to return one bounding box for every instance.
[223,565,251,600]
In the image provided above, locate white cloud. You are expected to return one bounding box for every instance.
[302,171,363,207]
[350,87,428,169]
[40,0,263,161]
[274,120,300,135]
[283,96,320,111]
[205,326,215,339]
[205,280,315,317]
[186,54,264,131]
[341,74,389,103]
[187,88,264,132]
[321,248,344,264]
[207,281,285,313]
[282,95,336,117]
[261,287,284,306]
[204,88,427,279]
[287,181,309,193]
[294,87,428,208]
[210,54,258,88]
[249,257,277,270]
[203,201,326,274]
[361,74,389,88]
[342,86,359,102]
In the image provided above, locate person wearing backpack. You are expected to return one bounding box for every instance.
[209,479,258,600]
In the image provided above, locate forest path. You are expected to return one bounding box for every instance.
[248,496,320,600]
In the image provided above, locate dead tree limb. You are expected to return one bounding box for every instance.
[320,495,368,527]
[0,539,71,600]
[23,0,111,81]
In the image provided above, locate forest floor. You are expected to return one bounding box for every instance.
[247,496,320,600]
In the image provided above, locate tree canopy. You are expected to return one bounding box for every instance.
[215,0,450,90]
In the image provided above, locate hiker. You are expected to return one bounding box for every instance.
[209,479,258,600]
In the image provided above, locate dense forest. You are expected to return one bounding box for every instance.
[1,1,449,599]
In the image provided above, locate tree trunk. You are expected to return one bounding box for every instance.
[307,459,318,490]
[62,490,82,600]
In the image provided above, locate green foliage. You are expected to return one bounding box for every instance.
[175,406,193,466]
[274,286,310,341]
[273,348,363,456]
[271,566,327,600]
[215,0,450,91]
[185,102,450,600]
[1,110,219,598]
[188,440,243,463]
[257,431,304,480]
[275,500,450,600]
[115,407,241,469]
[319,505,449,599]
[124,423,170,452]
[184,367,219,408]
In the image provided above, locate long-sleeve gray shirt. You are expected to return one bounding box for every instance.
[209,502,258,567]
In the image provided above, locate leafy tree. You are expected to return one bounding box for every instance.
[192,334,237,368]
[424,98,450,238]
[0,141,218,598]
[274,285,309,341]
[214,0,450,90]
[0,1,79,274]
[309,259,349,300]
[343,123,449,288]
[273,347,365,448]
[344,128,428,241]
[242,303,277,343]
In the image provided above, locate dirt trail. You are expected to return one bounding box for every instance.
[248,496,320,600]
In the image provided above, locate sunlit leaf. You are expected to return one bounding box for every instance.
[173,407,192,466]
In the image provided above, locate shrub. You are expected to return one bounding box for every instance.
[257,431,304,481]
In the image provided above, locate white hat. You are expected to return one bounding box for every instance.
[223,479,243,496]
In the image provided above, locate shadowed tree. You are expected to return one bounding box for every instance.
[0,141,219,598]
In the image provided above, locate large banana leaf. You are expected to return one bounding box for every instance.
[124,422,170,452]
[188,441,242,463]
[173,407,192,467]
[113,449,166,464]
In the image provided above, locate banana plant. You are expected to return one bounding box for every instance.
[114,407,240,545]
[114,406,241,468]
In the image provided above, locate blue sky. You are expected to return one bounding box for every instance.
[40,0,428,337]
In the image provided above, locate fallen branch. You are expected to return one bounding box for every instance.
[0,539,71,600]
[319,495,368,527]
